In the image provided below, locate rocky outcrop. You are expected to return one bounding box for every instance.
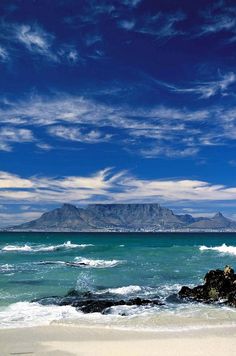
[179,266,236,307]
[34,289,164,314]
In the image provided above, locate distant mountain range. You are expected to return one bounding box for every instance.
[5,203,236,232]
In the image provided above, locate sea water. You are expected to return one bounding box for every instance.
[1,232,236,331]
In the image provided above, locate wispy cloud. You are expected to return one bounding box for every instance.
[0,45,9,62]
[17,24,55,58]
[0,127,35,151]
[200,15,236,36]
[197,2,236,42]
[118,19,136,31]
[75,2,116,26]
[119,11,186,40]
[121,0,142,8]
[149,71,236,99]
[0,168,116,203]
[166,72,236,99]
[1,92,236,157]
[48,125,112,143]
[139,147,199,159]
[0,22,79,64]
[84,33,103,47]
[1,169,236,209]
[36,142,52,151]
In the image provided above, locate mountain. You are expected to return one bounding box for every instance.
[6,203,236,232]
[187,212,236,230]
[15,204,90,231]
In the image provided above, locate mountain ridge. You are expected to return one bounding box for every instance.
[5,203,236,232]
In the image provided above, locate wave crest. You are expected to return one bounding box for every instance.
[1,241,94,253]
[108,285,142,295]
[74,257,122,268]
[199,243,236,255]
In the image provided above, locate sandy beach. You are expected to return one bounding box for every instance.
[0,325,236,356]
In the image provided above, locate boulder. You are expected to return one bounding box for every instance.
[179,265,236,306]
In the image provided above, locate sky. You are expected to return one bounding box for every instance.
[1,0,236,226]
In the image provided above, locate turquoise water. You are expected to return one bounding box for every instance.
[1,232,236,329]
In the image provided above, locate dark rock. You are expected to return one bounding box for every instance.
[34,290,163,314]
[179,265,236,306]
[76,297,163,314]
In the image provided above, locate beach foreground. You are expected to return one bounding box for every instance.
[0,325,236,356]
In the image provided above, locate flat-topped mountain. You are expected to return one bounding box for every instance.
[7,203,236,232]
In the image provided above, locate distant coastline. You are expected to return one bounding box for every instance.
[2,230,236,234]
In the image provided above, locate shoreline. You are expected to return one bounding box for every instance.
[0,324,236,355]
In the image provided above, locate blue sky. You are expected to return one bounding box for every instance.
[1,0,236,226]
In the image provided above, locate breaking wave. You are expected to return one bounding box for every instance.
[199,243,236,256]
[36,257,123,269]
[74,257,123,268]
[93,285,142,296]
[1,241,94,253]
[0,302,79,328]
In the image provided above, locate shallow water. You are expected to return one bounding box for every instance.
[1,232,236,330]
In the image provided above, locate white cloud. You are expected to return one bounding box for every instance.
[0,94,209,128]
[0,92,236,157]
[197,2,236,42]
[119,11,186,40]
[0,46,9,62]
[0,22,79,64]
[0,142,12,152]
[85,34,103,47]
[140,147,199,159]
[0,168,116,203]
[67,49,78,62]
[1,169,236,208]
[58,45,79,63]
[36,142,52,150]
[152,72,236,99]
[0,94,208,157]
[17,24,54,56]
[118,20,136,30]
[121,0,142,7]
[48,125,112,143]
[170,72,236,99]
[0,127,35,151]
[201,15,236,35]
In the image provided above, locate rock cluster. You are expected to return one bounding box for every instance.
[34,290,163,314]
[179,265,236,307]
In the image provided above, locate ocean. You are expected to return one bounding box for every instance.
[1,232,236,331]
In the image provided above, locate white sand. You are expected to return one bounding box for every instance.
[0,325,236,356]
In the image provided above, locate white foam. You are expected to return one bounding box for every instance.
[199,243,236,256]
[0,302,79,328]
[107,285,142,295]
[77,244,94,248]
[0,264,14,273]
[74,257,122,268]
[2,244,33,252]
[1,300,236,331]
[1,241,93,253]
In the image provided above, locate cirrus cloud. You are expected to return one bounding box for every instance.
[1,168,236,206]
